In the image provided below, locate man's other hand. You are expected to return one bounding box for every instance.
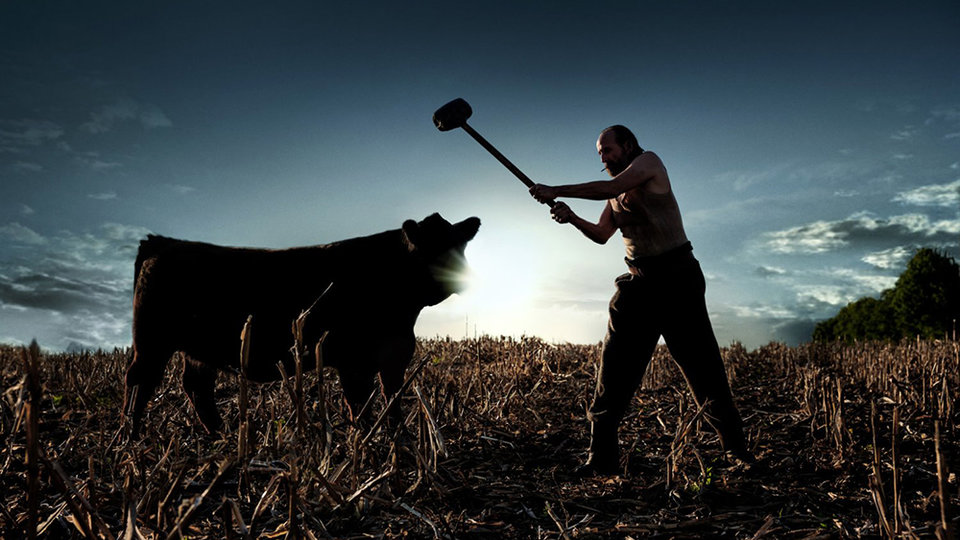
[550,201,574,224]
[529,184,557,204]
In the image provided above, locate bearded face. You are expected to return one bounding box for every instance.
[603,156,628,177]
[597,131,629,177]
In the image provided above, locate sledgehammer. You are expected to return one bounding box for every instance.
[433,98,554,207]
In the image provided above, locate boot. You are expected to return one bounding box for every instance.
[574,421,619,477]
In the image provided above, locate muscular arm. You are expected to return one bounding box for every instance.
[551,201,618,245]
[531,152,668,202]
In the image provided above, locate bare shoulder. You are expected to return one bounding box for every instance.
[633,151,670,194]
[635,150,665,169]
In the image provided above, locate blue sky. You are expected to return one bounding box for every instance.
[1,1,958,351]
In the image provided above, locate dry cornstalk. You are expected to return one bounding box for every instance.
[935,420,953,539]
[413,385,447,463]
[292,312,307,436]
[360,355,431,446]
[893,389,901,535]
[665,397,710,488]
[218,498,251,540]
[45,456,116,539]
[286,465,301,540]
[23,340,41,540]
[314,333,329,452]
[164,458,235,540]
[399,502,440,538]
[239,316,252,462]
[544,501,572,540]
[870,401,894,538]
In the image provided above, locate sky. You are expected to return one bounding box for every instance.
[1,1,958,351]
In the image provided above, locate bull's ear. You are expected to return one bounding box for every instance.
[401,219,419,251]
[454,217,481,243]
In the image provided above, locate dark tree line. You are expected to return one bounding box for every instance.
[813,248,960,343]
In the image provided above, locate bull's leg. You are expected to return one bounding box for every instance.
[338,367,378,423]
[181,355,223,434]
[124,346,172,436]
[377,334,416,430]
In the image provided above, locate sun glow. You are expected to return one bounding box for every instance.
[458,237,541,315]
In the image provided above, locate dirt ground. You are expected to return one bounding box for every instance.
[1,337,957,538]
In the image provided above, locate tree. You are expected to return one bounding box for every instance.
[888,248,960,339]
[813,248,960,342]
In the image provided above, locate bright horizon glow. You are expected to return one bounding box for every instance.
[460,237,541,317]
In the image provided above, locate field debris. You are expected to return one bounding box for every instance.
[1,336,957,538]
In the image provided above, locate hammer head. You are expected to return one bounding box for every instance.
[433,98,472,131]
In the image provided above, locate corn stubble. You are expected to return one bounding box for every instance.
[0,336,957,538]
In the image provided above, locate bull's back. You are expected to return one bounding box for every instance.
[133,236,337,353]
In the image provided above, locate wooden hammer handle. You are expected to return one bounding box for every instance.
[460,123,555,208]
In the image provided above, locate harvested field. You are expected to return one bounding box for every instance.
[1,336,957,538]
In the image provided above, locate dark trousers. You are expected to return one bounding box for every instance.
[587,253,748,462]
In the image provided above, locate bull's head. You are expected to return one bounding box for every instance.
[402,213,481,306]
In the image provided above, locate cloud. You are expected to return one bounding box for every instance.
[890,127,918,141]
[0,272,121,313]
[730,303,797,320]
[20,205,35,216]
[823,267,898,294]
[892,179,960,208]
[862,246,912,269]
[0,222,151,349]
[927,107,960,125]
[762,220,848,254]
[12,161,43,172]
[167,184,197,195]
[0,119,64,146]
[713,166,786,192]
[0,222,46,245]
[88,191,119,201]
[138,104,173,129]
[89,160,122,171]
[795,284,859,308]
[760,212,960,255]
[82,98,172,134]
[754,265,787,278]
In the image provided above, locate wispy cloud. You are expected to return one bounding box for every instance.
[0,222,46,245]
[762,220,847,254]
[82,98,172,134]
[0,222,150,349]
[795,285,860,309]
[712,164,791,192]
[88,191,119,201]
[75,155,123,171]
[760,212,960,255]
[754,265,787,278]
[890,126,918,141]
[0,119,64,146]
[12,161,43,172]
[862,246,913,269]
[892,179,960,208]
[167,184,197,195]
[927,106,960,125]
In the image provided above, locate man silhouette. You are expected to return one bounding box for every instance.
[530,125,753,476]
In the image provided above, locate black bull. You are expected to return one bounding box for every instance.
[124,213,480,434]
